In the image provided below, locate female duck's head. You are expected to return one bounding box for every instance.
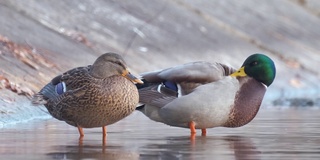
[90,53,143,84]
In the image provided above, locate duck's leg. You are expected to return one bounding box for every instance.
[188,121,196,134]
[102,126,107,138]
[77,126,84,138]
[189,121,197,140]
[201,129,207,136]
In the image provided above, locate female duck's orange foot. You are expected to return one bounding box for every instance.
[201,129,207,136]
[188,121,196,134]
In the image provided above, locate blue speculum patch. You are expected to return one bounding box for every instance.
[163,80,178,91]
[55,82,66,95]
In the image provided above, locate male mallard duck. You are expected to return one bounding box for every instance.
[136,54,276,135]
[32,53,143,139]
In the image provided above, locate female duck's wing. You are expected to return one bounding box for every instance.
[138,62,236,108]
[32,66,91,105]
[58,66,92,91]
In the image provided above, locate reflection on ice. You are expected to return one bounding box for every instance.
[0,109,320,160]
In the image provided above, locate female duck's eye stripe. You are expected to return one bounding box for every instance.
[55,82,66,95]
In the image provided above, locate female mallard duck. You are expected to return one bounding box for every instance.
[32,53,143,139]
[136,54,276,135]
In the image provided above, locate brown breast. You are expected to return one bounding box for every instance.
[223,77,267,128]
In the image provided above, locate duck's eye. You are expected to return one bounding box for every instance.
[113,61,125,68]
[250,61,258,66]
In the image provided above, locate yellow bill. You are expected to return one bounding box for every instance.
[230,67,247,77]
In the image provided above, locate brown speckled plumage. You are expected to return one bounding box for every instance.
[50,75,138,128]
[32,53,141,137]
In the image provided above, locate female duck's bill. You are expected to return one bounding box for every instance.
[121,69,144,84]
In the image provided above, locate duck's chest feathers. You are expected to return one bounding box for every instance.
[99,76,139,107]
[224,77,266,127]
[66,76,138,128]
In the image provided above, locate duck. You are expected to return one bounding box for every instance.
[32,52,143,139]
[136,53,276,136]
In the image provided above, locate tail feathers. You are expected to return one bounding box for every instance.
[40,83,59,99]
[32,83,58,105]
[31,93,47,105]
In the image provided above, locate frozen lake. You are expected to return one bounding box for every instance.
[0,108,319,160]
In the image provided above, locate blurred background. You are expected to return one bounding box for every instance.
[0,0,320,125]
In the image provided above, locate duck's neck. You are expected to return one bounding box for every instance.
[223,77,267,128]
[90,64,117,79]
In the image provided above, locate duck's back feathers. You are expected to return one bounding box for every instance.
[142,62,235,84]
[138,61,236,105]
[59,66,92,91]
[32,66,91,105]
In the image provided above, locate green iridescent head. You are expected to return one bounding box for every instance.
[231,54,276,86]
